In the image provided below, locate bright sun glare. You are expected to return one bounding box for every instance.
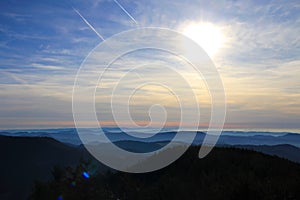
[183,22,225,57]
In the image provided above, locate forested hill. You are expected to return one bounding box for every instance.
[30,146,300,200]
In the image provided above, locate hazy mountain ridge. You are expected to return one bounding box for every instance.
[1,128,300,147]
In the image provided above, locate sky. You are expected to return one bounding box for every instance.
[0,0,300,130]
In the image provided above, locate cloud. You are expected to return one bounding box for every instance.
[0,0,299,129]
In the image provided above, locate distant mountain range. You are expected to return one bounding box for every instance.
[1,128,300,147]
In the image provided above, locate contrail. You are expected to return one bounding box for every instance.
[73,8,105,41]
[3,71,28,85]
[113,0,138,25]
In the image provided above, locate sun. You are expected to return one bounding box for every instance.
[183,22,225,57]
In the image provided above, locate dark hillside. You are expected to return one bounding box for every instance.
[0,136,101,200]
[30,146,300,200]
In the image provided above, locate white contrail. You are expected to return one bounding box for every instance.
[73,8,105,41]
[3,71,28,85]
[113,0,138,25]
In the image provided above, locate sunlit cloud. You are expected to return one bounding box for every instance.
[0,0,299,129]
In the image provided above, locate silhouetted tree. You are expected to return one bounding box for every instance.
[29,146,300,200]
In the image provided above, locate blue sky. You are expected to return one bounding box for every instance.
[0,0,300,129]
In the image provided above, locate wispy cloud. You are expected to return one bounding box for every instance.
[0,0,299,129]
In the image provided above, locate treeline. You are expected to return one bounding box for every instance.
[29,146,300,200]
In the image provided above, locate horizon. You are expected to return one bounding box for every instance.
[1,126,300,135]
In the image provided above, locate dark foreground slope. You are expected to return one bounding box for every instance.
[235,144,300,163]
[2,134,300,200]
[30,146,300,200]
[0,136,103,200]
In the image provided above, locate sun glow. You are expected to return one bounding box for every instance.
[183,22,225,57]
